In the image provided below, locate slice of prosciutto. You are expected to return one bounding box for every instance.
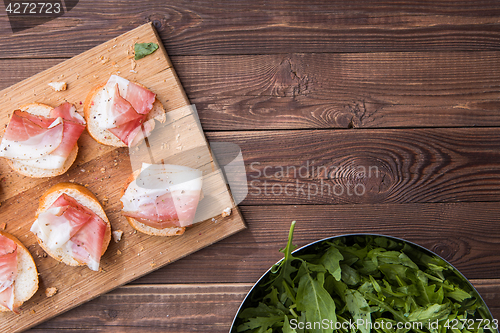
[0,234,18,313]
[30,193,107,271]
[94,75,156,146]
[121,163,203,228]
[0,103,86,170]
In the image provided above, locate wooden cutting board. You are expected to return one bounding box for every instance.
[0,23,246,332]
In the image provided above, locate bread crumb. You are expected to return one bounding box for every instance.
[116,249,122,255]
[100,167,106,173]
[45,287,58,298]
[0,223,5,230]
[112,230,123,243]
[130,70,138,74]
[150,262,156,268]
[222,207,232,217]
[30,309,36,314]
[48,82,67,92]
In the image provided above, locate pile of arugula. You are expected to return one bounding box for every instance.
[234,222,494,333]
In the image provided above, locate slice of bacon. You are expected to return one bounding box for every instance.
[49,119,86,159]
[11,110,57,129]
[126,82,156,115]
[107,115,147,146]
[37,194,93,247]
[0,234,18,313]
[32,194,107,271]
[122,191,180,229]
[121,164,203,229]
[102,76,156,145]
[69,214,107,271]
[0,104,85,169]
[109,84,144,128]
[171,188,202,227]
[0,111,64,159]
[50,102,86,125]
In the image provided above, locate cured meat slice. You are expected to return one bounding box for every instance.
[69,214,107,272]
[94,75,157,145]
[0,103,86,170]
[126,82,156,115]
[50,102,86,125]
[31,193,107,271]
[0,234,17,313]
[35,194,93,249]
[121,164,203,229]
[0,111,63,160]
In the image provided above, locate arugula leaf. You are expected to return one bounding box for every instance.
[296,271,337,333]
[319,246,343,281]
[134,42,159,60]
[237,302,285,333]
[269,221,300,288]
[340,264,360,286]
[283,315,298,333]
[345,289,372,333]
[407,303,451,323]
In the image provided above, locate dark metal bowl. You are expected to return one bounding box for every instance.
[230,233,497,333]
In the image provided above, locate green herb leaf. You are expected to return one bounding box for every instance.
[319,246,343,281]
[345,289,372,333]
[296,271,337,333]
[134,42,159,60]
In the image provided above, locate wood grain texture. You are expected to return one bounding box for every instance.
[205,128,500,205]
[126,203,500,284]
[28,281,500,332]
[1,1,500,58]
[2,52,500,130]
[0,24,245,333]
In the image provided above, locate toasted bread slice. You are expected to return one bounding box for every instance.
[3,103,79,178]
[121,171,185,236]
[84,82,166,147]
[33,183,111,268]
[0,231,38,312]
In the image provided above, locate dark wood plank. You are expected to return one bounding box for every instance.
[2,52,500,130]
[131,203,500,284]
[1,1,500,58]
[183,52,500,130]
[205,128,500,205]
[28,281,500,332]
[30,284,251,332]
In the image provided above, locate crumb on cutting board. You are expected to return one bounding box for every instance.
[112,230,123,243]
[45,287,58,298]
[222,207,232,217]
[48,82,67,91]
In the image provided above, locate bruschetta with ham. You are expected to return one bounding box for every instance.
[0,102,86,178]
[0,231,38,314]
[120,163,203,236]
[84,75,166,147]
[30,183,111,271]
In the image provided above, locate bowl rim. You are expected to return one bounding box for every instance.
[229,232,495,332]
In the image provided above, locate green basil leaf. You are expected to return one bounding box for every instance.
[134,42,159,60]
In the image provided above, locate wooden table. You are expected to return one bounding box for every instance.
[1,1,499,331]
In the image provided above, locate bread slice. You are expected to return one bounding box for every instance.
[84,82,166,147]
[3,103,79,178]
[121,172,185,236]
[0,231,38,313]
[33,183,111,268]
